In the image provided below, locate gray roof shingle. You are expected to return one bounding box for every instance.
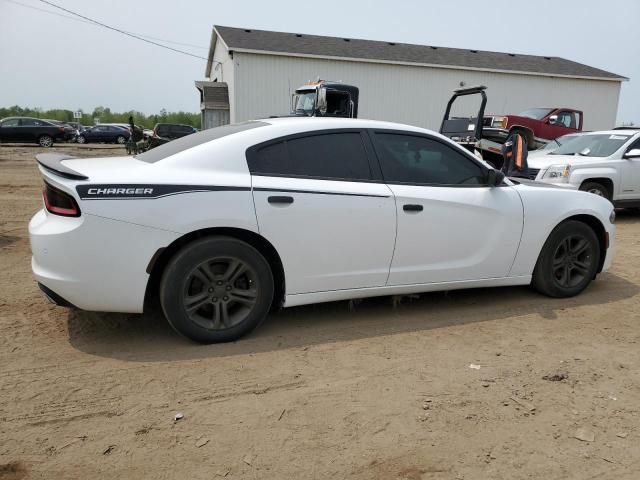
[213,26,626,81]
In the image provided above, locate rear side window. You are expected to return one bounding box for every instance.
[372,133,485,185]
[248,132,372,181]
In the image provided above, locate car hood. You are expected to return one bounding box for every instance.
[528,154,600,169]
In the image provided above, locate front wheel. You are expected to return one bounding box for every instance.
[76,135,86,144]
[159,237,274,343]
[116,135,126,144]
[580,181,611,201]
[532,220,600,298]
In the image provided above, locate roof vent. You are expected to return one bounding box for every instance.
[508,53,516,57]
[388,42,396,46]
[296,34,302,37]
[343,38,351,42]
[244,29,252,33]
[430,46,438,50]
[470,49,478,53]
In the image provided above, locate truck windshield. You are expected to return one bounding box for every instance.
[518,108,554,120]
[293,92,316,116]
[550,134,631,157]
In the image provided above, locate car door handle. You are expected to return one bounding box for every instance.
[268,195,294,205]
[403,204,423,212]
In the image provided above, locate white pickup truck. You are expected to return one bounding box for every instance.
[529,129,640,207]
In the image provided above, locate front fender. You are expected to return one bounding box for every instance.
[568,167,618,194]
[509,184,614,276]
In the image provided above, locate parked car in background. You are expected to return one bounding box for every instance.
[42,120,76,141]
[483,107,584,149]
[76,125,130,144]
[29,117,615,343]
[529,129,640,206]
[147,123,197,149]
[0,117,68,147]
[65,122,89,133]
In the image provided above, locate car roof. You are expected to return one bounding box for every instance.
[261,116,431,134]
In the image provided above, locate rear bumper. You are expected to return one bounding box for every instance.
[29,209,179,313]
[38,282,77,308]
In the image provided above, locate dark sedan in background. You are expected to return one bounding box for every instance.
[76,125,130,144]
[0,117,70,147]
[147,123,197,149]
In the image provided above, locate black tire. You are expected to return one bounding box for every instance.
[159,236,274,343]
[77,135,86,144]
[38,135,53,148]
[580,181,612,201]
[532,220,600,298]
[116,135,126,145]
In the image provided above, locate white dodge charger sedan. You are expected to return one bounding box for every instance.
[29,118,616,343]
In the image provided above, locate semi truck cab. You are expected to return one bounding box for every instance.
[291,81,359,118]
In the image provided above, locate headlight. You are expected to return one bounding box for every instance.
[610,210,616,224]
[541,164,571,182]
[492,116,508,128]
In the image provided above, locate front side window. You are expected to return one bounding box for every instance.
[372,133,485,185]
[555,111,578,129]
[249,132,372,181]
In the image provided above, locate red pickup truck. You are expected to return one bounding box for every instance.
[483,107,584,149]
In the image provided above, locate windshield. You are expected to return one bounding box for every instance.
[518,108,553,120]
[292,92,316,116]
[550,133,631,157]
[541,133,580,151]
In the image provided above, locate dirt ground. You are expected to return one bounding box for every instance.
[1,143,640,479]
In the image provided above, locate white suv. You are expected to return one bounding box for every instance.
[529,129,640,206]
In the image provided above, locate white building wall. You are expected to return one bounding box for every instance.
[232,52,621,131]
[209,40,237,122]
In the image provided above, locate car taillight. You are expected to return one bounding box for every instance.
[43,182,81,217]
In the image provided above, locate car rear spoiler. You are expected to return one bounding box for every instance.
[35,153,88,180]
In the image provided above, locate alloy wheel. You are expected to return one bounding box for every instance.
[552,234,594,288]
[182,256,259,330]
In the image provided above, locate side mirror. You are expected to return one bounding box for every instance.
[624,148,640,159]
[316,88,327,116]
[548,115,558,125]
[486,168,505,187]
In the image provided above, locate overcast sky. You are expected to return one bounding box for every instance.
[0,0,638,124]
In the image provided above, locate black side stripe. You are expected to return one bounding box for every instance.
[253,187,390,198]
[76,184,250,200]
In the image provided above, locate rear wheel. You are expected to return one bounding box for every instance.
[580,181,611,201]
[532,220,600,298]
[38,135,53,148]
[159,237,274,343]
